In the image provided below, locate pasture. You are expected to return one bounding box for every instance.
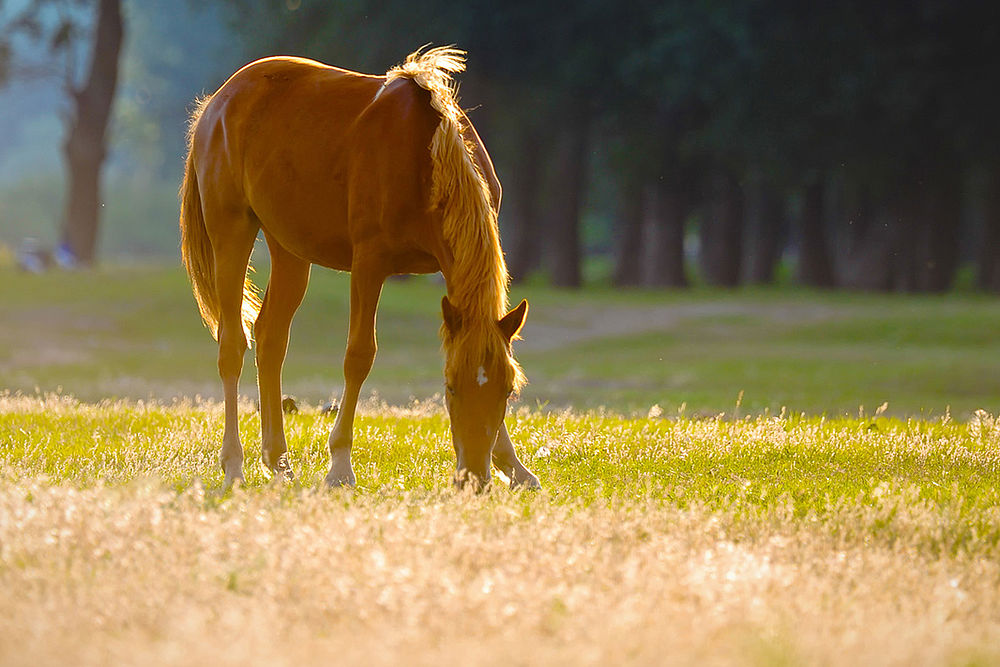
[2,266,1000,665]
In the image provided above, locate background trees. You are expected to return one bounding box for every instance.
[2,0,998,292]
[2,0,122,266]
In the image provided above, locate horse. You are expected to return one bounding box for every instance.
[179,47,539,491]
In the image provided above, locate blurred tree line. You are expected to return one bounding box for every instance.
[4,1,999,292]
[226,0,1000,293]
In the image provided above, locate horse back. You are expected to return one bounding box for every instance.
[191,56,495,275]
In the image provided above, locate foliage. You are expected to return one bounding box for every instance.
[6,1,998,284]
[1,0,94,87]
[212,1,1000,291]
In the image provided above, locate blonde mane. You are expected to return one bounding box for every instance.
[387,47,525,391]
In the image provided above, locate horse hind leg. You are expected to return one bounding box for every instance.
[255,237,310,482]
[211,218,260,488]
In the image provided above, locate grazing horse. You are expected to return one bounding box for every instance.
[179,47,539,491]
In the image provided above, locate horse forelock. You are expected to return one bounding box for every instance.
[444,323,526,395]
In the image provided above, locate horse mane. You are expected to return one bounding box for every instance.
[387,47,525,391]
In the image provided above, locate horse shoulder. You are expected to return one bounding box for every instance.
[345,78,448,269]
[350,78,440,198]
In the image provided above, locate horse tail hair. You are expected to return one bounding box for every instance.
[179,96,262,342]
[179,133,221,340]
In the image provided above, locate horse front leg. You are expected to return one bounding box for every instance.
[325,266,385,487]
[255,241,310,482]
[492,420,541,490]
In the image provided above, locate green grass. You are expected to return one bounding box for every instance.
[3,266,1000,664]
[1,264,999,418]
[3,396,998,554]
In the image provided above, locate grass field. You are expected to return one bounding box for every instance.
[2,264,1000,417]
[2,265,1000,665]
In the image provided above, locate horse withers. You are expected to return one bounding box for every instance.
[179,47,539,491]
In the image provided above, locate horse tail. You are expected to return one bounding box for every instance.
[180,99,262,343]
[179,141,223,340]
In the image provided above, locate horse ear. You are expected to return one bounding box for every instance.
[498,299,528,342]
[441,296,461,335]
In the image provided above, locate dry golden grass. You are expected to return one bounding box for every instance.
[1,480,998,665]
[2,395,999,665]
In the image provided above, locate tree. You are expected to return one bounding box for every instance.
[744,172,785,285]
[217,1,1000,292]
[60,0,122,266]
[978,169,1000,293]
[2,0,123,266]
[643,177,690,287]
[796,179,835,288]
[610,164,643,287]
[545,106,589,287]
[699,168,743,287]
[495,117,546,282]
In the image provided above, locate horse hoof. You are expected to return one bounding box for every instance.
[325,448,355,488]
[221,458,245,489]
[262,453,296,483]
[324,468,356,489]
[223,472,245,489]
[274,453,296,483]
[510,471,541,491]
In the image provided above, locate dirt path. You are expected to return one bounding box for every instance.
[519,300,843,351]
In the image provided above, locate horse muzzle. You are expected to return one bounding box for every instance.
[453,450,491,492]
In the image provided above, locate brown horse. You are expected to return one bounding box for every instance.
[179,47,538,491]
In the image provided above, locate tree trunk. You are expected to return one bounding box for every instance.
[699,169,743,287]
[58,0,123,266]
[545,105,589,288]
[916,177,961,292]
[890,195,920,292]
[644,179,688,287]
[503,124,544,283]
[978,168,1000,292]
[842,190,894,291]
[746,179,784,284]
[612,169,644,286]
[797,179,836,287]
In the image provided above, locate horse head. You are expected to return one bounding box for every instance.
[441,297,528,490]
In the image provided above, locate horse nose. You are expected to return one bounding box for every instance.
[454,466,491,493]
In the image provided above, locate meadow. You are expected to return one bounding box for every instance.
[1,265,1000,665]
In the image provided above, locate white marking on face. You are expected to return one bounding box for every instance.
[476,366,489,387]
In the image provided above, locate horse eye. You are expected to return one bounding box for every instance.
[445,384,455,396]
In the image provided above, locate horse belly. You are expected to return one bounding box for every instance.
[249,177,355,271]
